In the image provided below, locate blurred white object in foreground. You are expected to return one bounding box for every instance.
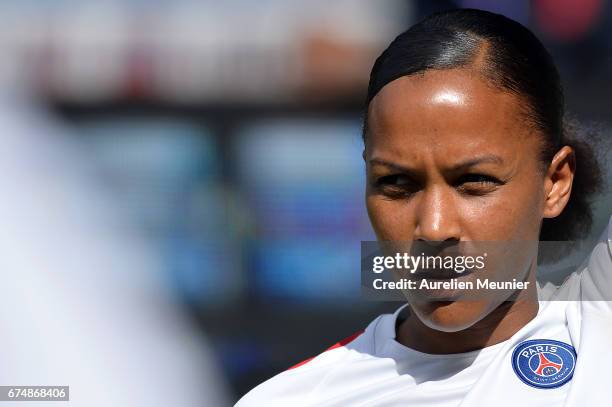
[0,90,229,406]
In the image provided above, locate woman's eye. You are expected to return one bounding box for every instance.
[373,174,419,198]
[377,174,412,186]
[456,174,502,194]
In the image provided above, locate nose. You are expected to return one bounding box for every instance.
[413,185,461,242]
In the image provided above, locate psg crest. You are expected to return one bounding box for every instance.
[511,339,576,389]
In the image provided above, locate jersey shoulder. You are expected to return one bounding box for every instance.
[542,215,612,309]
[575,214,612,307]
[235,315,386,406]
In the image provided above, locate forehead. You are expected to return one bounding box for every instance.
[366,69,535,159]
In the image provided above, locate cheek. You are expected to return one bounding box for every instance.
[366,195,416,240]
[459,178,545,240]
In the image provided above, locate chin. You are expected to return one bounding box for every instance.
[411,300,492,332]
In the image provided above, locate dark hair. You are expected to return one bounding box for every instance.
[363,8,602,246]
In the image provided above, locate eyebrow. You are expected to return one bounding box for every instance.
[368,155,504,172]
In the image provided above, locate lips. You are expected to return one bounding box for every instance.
[411,265,477,280]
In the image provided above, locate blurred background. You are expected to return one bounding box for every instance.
[0,0,610,405]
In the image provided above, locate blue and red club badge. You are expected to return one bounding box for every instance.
[512,339,577,389]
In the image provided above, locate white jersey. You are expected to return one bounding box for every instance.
[237,215,612,407]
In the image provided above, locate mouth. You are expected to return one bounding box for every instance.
[381,240,493,301]
[410,266,477,280]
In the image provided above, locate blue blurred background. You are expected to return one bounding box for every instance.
[0,0,610,405]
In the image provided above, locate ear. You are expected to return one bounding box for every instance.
[543,146,575,219]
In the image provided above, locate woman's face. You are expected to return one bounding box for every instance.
[365,68,551,332]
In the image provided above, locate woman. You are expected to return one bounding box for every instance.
[237,9,611,406]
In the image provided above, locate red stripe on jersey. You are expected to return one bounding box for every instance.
[287,330,364,370]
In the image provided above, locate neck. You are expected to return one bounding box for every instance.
[396,266,539,354]
[398,298,538,354]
